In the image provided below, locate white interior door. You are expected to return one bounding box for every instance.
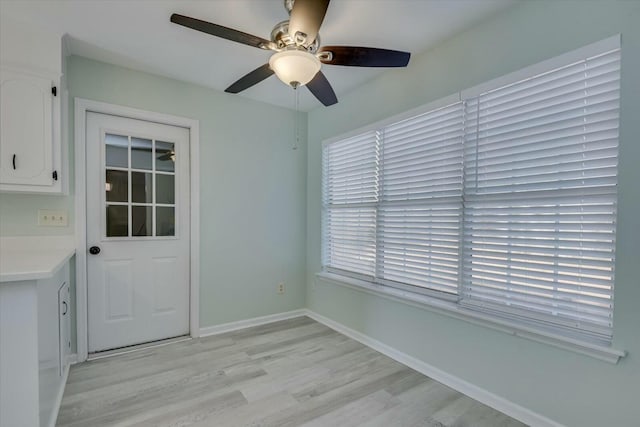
[86,112,190,353]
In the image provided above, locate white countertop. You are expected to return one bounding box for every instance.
[0,236,75,282]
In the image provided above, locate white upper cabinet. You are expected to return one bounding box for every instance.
[0,66,55,187]
[0,17,65,194]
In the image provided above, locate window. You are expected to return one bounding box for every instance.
[378,103,464,296]
[321,37,620,345]
[322,131,379,279]
[461,48,620,344]
[104,134,177,238]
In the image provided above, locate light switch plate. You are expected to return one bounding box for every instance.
[38,209,68,227]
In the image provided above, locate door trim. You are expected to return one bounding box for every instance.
[74,98,200,363]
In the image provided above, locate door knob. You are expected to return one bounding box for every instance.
[89,246,101,255]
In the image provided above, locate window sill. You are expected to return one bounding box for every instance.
[315,272,626,364]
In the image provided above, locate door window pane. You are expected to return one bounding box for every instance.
[105,134,128,168]
[106,205,128,237]
[131,172,153,203]
[106,170,128,202]
[156,174,175,204]
[131,137,152,170]
[132,206,152,236]
[156,207,175,236]
[156,141,175,172]
[104,133,178,238]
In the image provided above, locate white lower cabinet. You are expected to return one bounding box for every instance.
[38,263,70,427]
[0,261,71,427]
[58,281,71,375]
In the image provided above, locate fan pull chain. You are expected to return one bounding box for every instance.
[293,86,300,150]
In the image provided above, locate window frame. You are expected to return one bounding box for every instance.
[319,35,624,362]
[322,94,462,301]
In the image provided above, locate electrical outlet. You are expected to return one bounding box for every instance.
[277,282,285,294]
[38,209,68,227]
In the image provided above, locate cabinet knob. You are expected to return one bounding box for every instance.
[12,154,16,170]
[89,246,101,255]
[62,301,67,315]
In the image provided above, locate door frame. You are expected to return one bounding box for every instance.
[74,98,200,362]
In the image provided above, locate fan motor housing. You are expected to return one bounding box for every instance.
[271,20,320,53]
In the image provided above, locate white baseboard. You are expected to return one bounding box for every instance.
[304,309,564,427]
[67,353,78,365]
[48,361,70,427]
[199,309,307,337]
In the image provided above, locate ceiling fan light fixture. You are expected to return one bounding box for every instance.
[171,0,410,107]
[269,49,321,87]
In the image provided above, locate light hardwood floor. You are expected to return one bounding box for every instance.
[57,316,527,427]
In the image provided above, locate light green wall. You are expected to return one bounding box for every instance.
[1,56,308,331]
[67,56,308,327]
[306,1,640,426]
[0,194,74,235]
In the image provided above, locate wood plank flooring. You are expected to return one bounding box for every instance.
[56,316,527,427]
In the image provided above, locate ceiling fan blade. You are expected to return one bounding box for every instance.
[171,14,273,50]
[306,71,337,106]
[288,0,330,46]
[225,64,275,94]
[319,46,410,67]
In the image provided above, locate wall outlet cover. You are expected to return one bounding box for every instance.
[38,209,68,227]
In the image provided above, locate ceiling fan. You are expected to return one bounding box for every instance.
[170,0,411,107]
[157,150,175,162]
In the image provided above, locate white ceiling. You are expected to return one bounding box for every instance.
[0,0,516,111]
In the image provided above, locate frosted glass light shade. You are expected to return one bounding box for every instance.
[269,50,321,87]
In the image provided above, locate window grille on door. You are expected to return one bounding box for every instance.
[104,134,177,238]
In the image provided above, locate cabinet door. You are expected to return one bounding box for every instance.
[0,67,54,186]
[58,281,70,376]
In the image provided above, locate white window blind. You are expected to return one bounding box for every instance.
[321,37,620,346]
[461,48,620,343]
[378,103,464,295]
[322,131,379,279]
